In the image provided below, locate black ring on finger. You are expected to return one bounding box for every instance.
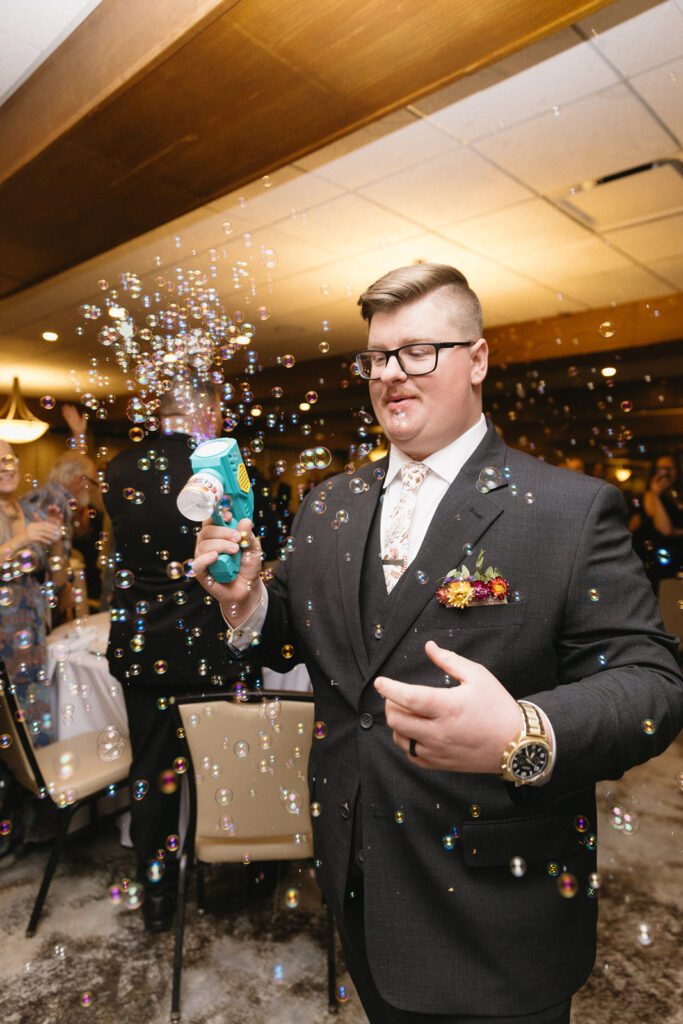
[409,737,418,758]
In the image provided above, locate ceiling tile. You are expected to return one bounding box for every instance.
[358,147,532,229]
[646,253,683,287]
[291,117,455,190]
[273,193,420,256]
[207,166,344,226]
[474,83,675,194]
[421,39,618,143]
[546,265,675,306]
[605,211,683,260]
[578,0,683,77]
[0,36,40,97]
[512,237,640,281]
[442,198,593,260]
[631,56,683,139]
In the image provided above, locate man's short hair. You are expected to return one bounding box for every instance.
[358,263,483,338]
[159,377,221,418]
[48,453,94,489]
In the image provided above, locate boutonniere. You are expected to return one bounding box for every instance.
[436,548,509,608]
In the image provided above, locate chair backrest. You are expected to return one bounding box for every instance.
[176,692,315,863]
[0,658,132,807]
[0,660,44,796]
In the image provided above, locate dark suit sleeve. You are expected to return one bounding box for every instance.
[528,481,682,796]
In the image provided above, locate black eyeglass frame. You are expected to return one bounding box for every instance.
[354,341,475,380]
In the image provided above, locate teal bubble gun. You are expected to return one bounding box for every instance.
[176,437,254,582]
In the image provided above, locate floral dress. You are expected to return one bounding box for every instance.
[0,506,56,748]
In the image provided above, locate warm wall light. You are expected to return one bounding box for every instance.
[601,366,617,377]
[42,331,59,342]
[0,377,49,443]
[614,467,632,483]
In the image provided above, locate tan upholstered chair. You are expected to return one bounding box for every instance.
[0,659,131,935]
[170,691,337,1022]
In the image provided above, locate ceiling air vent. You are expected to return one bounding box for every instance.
[554,159,683,232]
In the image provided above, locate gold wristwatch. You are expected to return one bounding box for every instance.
[500,701,552,786]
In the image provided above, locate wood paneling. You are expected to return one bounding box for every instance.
[0,0,615,297]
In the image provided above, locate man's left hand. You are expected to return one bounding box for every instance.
[374,640,523,773]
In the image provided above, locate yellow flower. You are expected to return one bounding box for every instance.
[445,580,474,608]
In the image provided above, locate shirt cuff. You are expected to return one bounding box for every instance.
[526,701,556,787]
[222,582,268,653]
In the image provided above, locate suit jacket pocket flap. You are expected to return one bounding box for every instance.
[461,810,589,868]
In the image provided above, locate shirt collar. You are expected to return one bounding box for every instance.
[384,414,488,487]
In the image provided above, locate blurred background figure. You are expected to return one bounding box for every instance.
[0,439,64,746]
[103,378,228,932]
[0,439,65,861]
[20,450,98,623]
[630,454,683,593]
[561,456,585,473]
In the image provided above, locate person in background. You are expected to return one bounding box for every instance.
[630,454,683,593]
[0,439,66,860]
[103,377,228,932]
[0,439,64,744]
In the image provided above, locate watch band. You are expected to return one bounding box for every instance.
[518,700,545,740]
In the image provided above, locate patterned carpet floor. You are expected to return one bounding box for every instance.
[1,737,681,1024]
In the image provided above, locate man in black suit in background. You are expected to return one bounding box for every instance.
[194,265,683,1021]
[105,378,226,931]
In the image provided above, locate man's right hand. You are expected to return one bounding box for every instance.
[193,515,263,625]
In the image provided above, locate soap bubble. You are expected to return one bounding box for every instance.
[115,570,135,589]
[97,725,125,761]
[40,396,56,409]
[509,856,526,877]
[282,790,303,814]
[636,922,653,947]
[599,321,616,338]
[476,466,504,493]
[285,888,300,908]
[556,872,578,898]
[314,721,327,739]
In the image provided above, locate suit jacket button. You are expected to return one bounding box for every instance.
[339,801,351,820]
[359,712,374,729]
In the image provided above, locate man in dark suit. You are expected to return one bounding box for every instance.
[193,265,683,1022]
[105,379,227,931]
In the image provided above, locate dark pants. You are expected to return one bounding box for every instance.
[337,884,572,1024]
[122,685,184,872]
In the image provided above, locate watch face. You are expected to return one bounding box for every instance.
[510,742,549,780]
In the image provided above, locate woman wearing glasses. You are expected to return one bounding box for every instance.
[0,440,63,748]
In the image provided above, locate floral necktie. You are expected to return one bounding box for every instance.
[382,461,429,592]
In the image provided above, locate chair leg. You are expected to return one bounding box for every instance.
[326,903,339,1014]
[170,850,190,1023]
[196,860,205,913]
[26,804,76,938]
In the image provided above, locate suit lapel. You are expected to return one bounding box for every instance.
[366,425,509,679]
[335,460,387,679]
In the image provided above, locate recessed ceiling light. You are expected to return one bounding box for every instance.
[42,331,59,342]
[601,366,617,377]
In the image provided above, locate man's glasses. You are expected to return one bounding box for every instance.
[354,342,474,380]
[0,454,19,472]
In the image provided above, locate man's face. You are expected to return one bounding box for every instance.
[367,289,487,460]
[655,457,676,485]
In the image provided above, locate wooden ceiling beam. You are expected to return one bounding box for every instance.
[0,0,616,298]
